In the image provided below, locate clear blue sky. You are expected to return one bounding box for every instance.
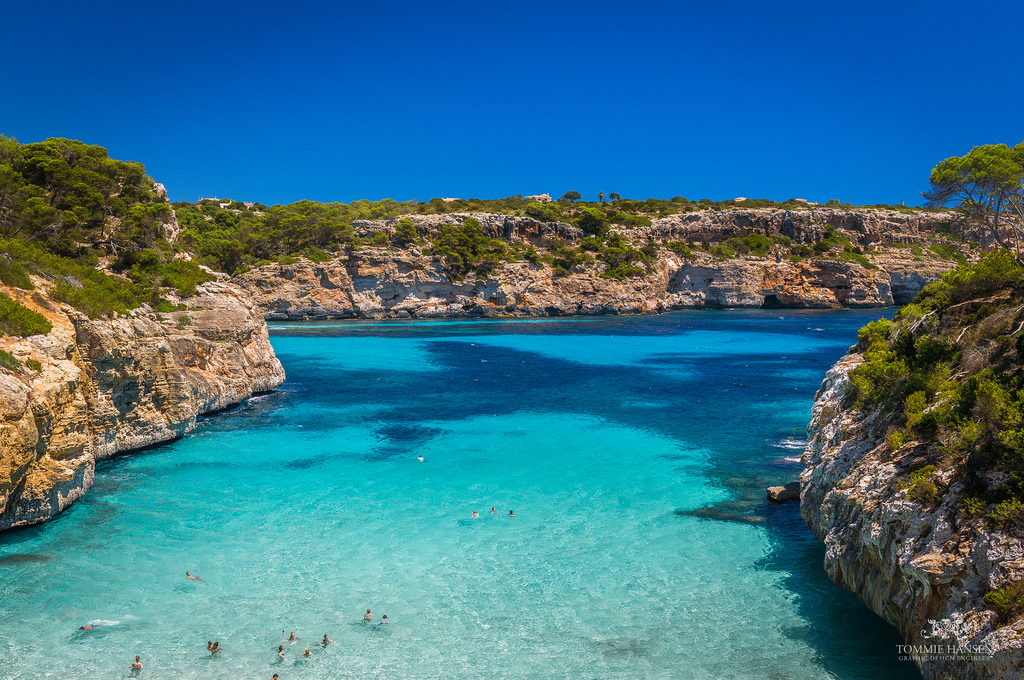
[3,0,1022,206]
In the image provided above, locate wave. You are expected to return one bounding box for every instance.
[770,438,808,450]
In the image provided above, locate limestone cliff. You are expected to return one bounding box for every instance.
[801,355,1024,679]
[0,280,284,531]
[234,209,957,319]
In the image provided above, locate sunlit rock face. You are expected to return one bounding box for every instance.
[0,281,284,531]
[234,210,956,319]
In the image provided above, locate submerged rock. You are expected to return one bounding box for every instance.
[767,482,800,503]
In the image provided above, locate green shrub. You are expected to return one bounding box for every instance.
[367,231,389,247]
[985,580,1024,626]
[962,495,986,516]
[157,259,215,297]
[0,349,20,371]
[176,315,192,330]
[722,233,773,257]
[25,358,41,371]
[524,203,563,223]
[0,294,52,336]
[990,499,1024,528]
[665,241,695,258]
[930,243,967,265]
[0,238,140,319]
[392,219,419,246]
[0,258,33,289]
[840,250,878,269]
[430,218,509,279]
[856,318,892,349]
[153,299,186,313]
[301,246,333,264]
[575,207,609,237]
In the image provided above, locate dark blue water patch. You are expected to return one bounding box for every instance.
[268,308,895,341]
[0,553,50,566]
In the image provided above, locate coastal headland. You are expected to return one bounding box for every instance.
[0,278,284,531]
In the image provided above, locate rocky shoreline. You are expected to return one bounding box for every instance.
[0,280,285,531]
[233,209,958,320]
[801,354,1024,679]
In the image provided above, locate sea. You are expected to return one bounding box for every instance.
[0,309,922,679]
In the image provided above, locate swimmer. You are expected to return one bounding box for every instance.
[278,645,285,659]
[79,619,118,630]
[288,632,297,642]
[211,641,221,655]
[379,614,388,625]
[490,507,496,514]
[185,571,204,582]
[417,455,424,462]
[363,609,372,623]
[206,641,214,650]
[508,510,515,518]
[272,675,280,680]
[321,634,332,646]
[471,510,478,518]
[303,645,313,656]
[130,655,143,669]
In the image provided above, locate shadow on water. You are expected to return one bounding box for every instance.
[761,502,922,679]
[0,553,50,566]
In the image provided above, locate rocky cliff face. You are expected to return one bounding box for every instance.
[801,355,1024,679]
[234,210,957,320]
[0,281,284,531]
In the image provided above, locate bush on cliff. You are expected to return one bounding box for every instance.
[429,218,509,280]
[393,219,419,247]
[849,250,1024,521]
[985,580,1024,626]
[0,294,52,337]
[0,349,20,371]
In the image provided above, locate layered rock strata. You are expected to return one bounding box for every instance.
[801,355,1024,679]
[0,281,285,531]
[236,210,957,320]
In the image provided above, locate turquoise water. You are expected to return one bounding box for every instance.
[0,310,922,679]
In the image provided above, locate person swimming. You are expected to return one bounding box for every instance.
[185,571,204,582]
[490,507,496,514]
[508,510,515,518]
[211,641,221,655]
[206,641,214,650]
[321,634,332,646]
[302,645,313,656]
[78,619,118,630]
[379,615,388,625]
[417,455,424,462]
[363,609,372,623]
[278,645,285,660]
[471,510,479,517]
[130,656,143,669]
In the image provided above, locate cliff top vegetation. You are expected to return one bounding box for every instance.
[0,135,213,322]
[0,134,975,315]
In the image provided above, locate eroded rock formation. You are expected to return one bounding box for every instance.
[235,210,957,319]
[0,281,284,531]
